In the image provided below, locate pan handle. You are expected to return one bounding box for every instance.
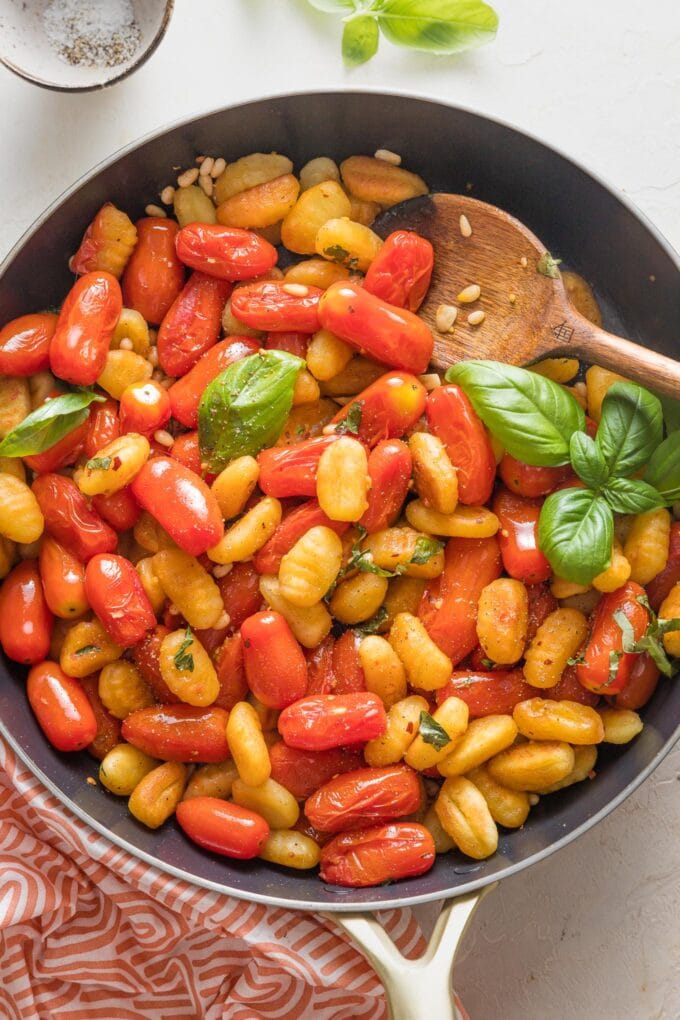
[322,884,495,1020]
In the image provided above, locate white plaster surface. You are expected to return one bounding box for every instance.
[0,1,678,1017]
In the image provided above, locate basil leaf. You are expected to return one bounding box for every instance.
[377,0,499,55]
[602,477,666,514]
[86,456,113,471]
[657,617,680,637]
[198,351,304,472]
[658,393,680,434]
[343,15,379,65]
[446,360,585,466]
[335,400,363,435]
[418,710,451,750]
[75,644,100,656]
[569,432,608,489]
[410,535,444,564]
[536,252,562,279]
[0,389,104,457]
[595,382,663,478]
[173,627,194,673]
[355,606,389,634]
[644,432,680,502]
[538,487,613,585]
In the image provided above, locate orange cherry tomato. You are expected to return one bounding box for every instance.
[318,281,433,375]
[278,693,387,751]
[646,521,680,611]
[168,336,260,429]
[122,218,185,325]
[526,582,559,642]
[39,535,88,619]
[0,312,57,376]
[213,633,248,711]
[156,271,231,377]
[320,822,435,887]
[24,413,89,474]
[80,673,122,760]
[84,398,120,459]
[546,665,600,708]
[241,611,308,709]
[175,223,277,281]
[614,652,660,710]
[436,669,535,718]
[419,536,502,663]
[215,561,262,630]
[253,500,349,575]
[577,581,649,694]
[27,662,98,752]
[33,473,117,562]
[305,765,422,833]
[0,560,53,664]
[131,625,181,704]
[84,553,156,647]
[130,456,224,556]
[92,486,142,532]
[263,331,311,357]
[269,742,363,800]
[426,384,496,505]
[493,488,552,585]
[359,439,412,533]
[122,704,231,762]
[119,380,171,436]
[49,271,122,385]
[231,281,323,333]
[257,435,338,498]
[499,453,574,498]
[332,371,427,447]
[363,230,434,312]
[176,797,269,860]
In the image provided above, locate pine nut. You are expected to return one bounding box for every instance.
[282,283,309,297]
[467,310,486,326]
[435,304,458,332]
[119,337,134,350]
[457,284,481,303]
[213,563,233,579]
[199,156,214,177]
[199,175,214,198]
[459,214,472,237]
[374,148,402,165]
[147,347,159,367]
[154,429,174,448]
[160,185,175,205]
[211,157,226,179]
[145,204,166,217]
[177,167,199,188]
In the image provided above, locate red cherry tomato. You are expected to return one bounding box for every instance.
[32,474,117,562]
[436,669,535,718]
[24,412,89,473]
[577,581,649,694]
[231,281,323,333]
[241,611,308,709]
[332,372,427,447]
[119,380,171,436]
[156,272,231,377]
[131,625,181,704]
[84,554,156,647]
[614,653,660,710]
[80,673,122,761]
[526,582,559,642]
[425,385,496,505]
[38,536,88,619]
[215,562,262,630]
[318,281,433,375]
[305,765,422,833]
[253,500,349,575]
[419,536,502,663]
[92,486,142,532]
[278,693,387,750]
[49,271,122,385]
[122,218,185,325]
[84,398,120,458]
[175,223,277,281]
[329,630,366,695]
[305,636,336,695]
[121,704,230,762]
[499,453,574,498]
[176,797,269,860]
[213,633,248,710]
[130,456,223,556]
[359,439,412,533]
[646,521,680,611]
[493,488,552,584]
[363,230,434,312]
[320,822,435,887]
[257,435,339,498]
[268,742,364,800]
[0,312,57,376]
[70,202,136,278]
[546,665,600,707]
[0,560,53,664]
[263,331,310,357]
[27,662,98,752]
[168,431,202,477]
[168,337,260,428]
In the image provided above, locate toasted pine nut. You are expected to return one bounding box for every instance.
[457,284,481,303]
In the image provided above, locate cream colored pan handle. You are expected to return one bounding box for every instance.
[323,885,495,1020]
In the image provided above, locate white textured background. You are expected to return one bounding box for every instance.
[0,1,678,1017]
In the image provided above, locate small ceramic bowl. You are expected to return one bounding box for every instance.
[0,0,174,92]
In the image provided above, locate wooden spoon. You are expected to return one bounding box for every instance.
[373,193,680,398]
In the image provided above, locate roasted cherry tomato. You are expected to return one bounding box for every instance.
[213,633,248,710]
[263,331,310,358]
[278,693,387,750]
[39,536,88,619]
[121,704,230,762]
[131,625,181,704]
[257,435,339,498]
[253,500,349,575]
[305,636,335,696]
[320,822,435,888]
[119,380,171,436]
[614,652,660,710]
[499,453,574,498]
[332,372,426,447]
[0,312,57,376]
[168,337,260,428]
[175,223,277,281]
[241,611,308,709]
[646,521,680,611]
[32,474,117,562]
[169,431,203,476]
[122,217,185,325]
[70,202,137,278]
[24,411,89,474]
[268,742,364,801]
[49,271,122,385]
[231,281,323,333]
[156,271,231,377]
[577,581,649,694]
[215,561,262,630]
[318,281,433,375]
[0,560,53,664]
[493,488,552,584]
[546,665,600,708]
[363,230,434,312]
[80,673,122,761]
[130,456,223,556]
[419,536,502,663]
[329,630,366,694]
[305,765,422,833]
[84,397,120,458]
[359,439,412,533]
[426,385,495,505]
[92,486,142,532]
[176,797,269,860]
[526,582,559,642]
[436,669,535,717]
[27,662,98,752]
[84,553,156,647]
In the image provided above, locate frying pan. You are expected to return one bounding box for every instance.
[0,91,678,1019]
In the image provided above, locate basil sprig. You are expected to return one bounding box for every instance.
[418,710,451,751]
[615,596,680,678]
[0,388,104,457]
[644,432,680,502]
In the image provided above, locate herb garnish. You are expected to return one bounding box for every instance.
[537,252,562,279]
[335,401,363,436]
[86,456,113,471]
[173,627,195,672]
[75,645,100,656]
[0,388,105,458]
[418,710,451,750]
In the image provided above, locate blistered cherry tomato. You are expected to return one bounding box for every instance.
[257,435,338,498]
[213,633,248,710]
[269,742,363,800]
[241,611,308,709]
[157,272,231,377]
[0,560,53,664]
[168,431,202,476]
[49,271,122,385]
[318,281,433,375]
[577,581,649,694]
[122,217,185,325]
[363,230,434,312]
[278,693,387,750]
[253,500,349,575]
[526,582,559,642]
[119,380,171,436]
[176,797,269,860]
[27,662,97,752]
[306,765,422,833]
[130,456,223,556]
[493,488,552,584]
[426,385,495,505]
[131,625,181,704]
[264,331,310,357]
[499,453,574,498]
[39,536,88,619]
[215,561,262,630]
[92,486,142,532]
[231,281,323,333]
[84,398,120,459]
[85,553,156,647]
[646,521,680,611]
[168,337,260,428]
[329,630,366,694]
[614,653,660,710]
[33,474,117,562]
[0,312,57,376]
[546,665,600,708]
[24,412,89,474]
[419,536,502,663]
[320,822,435,887]
[360,439,412,533]
[80,673,122,761]
[175,223,277,281]
[436,669,535,718]
[305,636,335,696]
[121,704,230,762]
[332,372,426,447]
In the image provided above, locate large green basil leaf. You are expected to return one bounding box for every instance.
[602,477,666,514]
[569,431,608,489]
[644,431,680,503]
[658,393,680,434]
[538,487,613,585]
[595,381,663,478]
[377,0,498,54]
[0,389,104,457]
[343,15,380,64]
